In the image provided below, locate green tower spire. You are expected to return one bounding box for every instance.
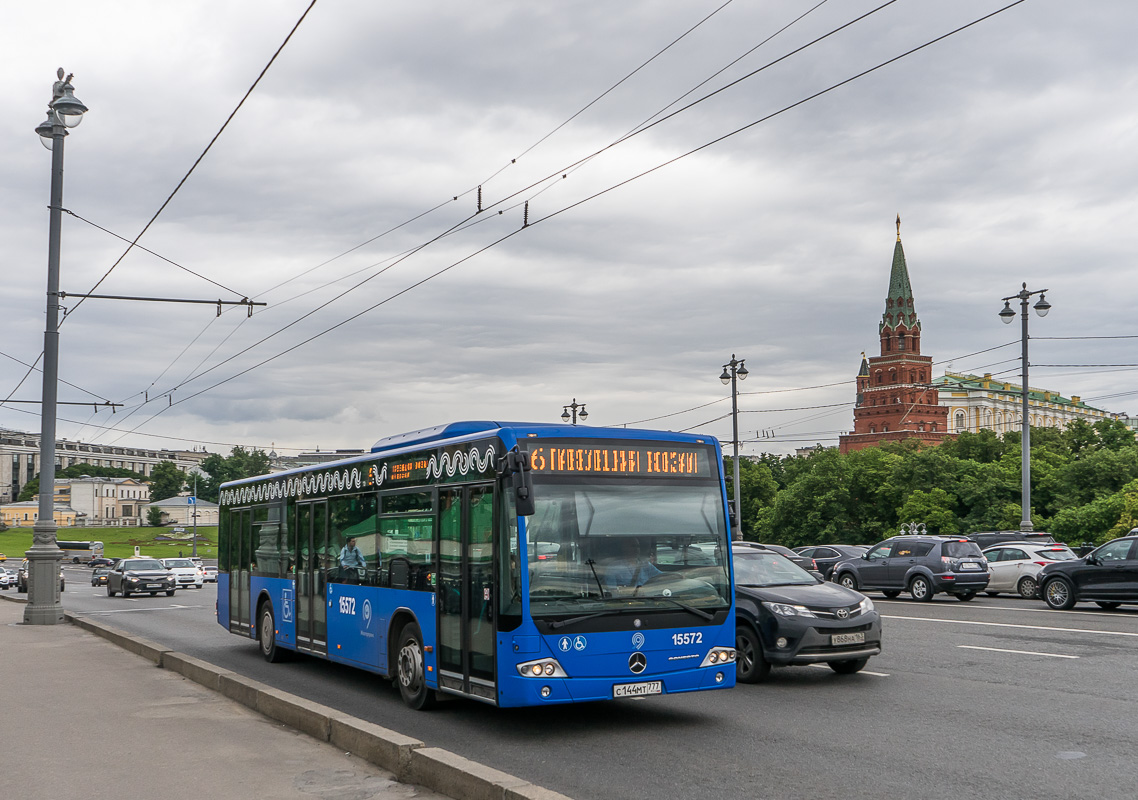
[879,214,921,334]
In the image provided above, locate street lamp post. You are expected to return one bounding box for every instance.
[561,399,588,425]
[719,355,748,540]
[25,70,88,625]
[999,282,1051,533]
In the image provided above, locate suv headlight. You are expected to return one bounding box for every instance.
[516,658,567,678]
[762,601,815,618]
[858,597,875,615]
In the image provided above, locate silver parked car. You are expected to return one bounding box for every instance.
[982,542,1078,598]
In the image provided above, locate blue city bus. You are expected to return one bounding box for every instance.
[217,421,736,709]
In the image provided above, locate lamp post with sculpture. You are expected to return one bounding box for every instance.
[999,283,1051,533]
[25,70,88,625]
[720,355,748,540]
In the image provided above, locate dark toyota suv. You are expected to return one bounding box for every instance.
[831,535,989,601]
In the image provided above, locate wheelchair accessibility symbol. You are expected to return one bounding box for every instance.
[281,588,293,623]
[573,635,587,651]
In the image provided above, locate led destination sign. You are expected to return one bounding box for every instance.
[526,443,710,478]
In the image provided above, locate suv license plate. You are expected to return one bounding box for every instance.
[614,681,663,698]
[831,632,865,646]
[960,563,981,570]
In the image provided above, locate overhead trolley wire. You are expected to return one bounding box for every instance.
[97,0,1031,443]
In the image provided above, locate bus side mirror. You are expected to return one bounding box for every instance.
[499,449,535,516]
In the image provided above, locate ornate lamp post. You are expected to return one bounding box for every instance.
[561,399,588,425]
[719,355,748,540]
[999,283,1051,533]
[25,70,88,625]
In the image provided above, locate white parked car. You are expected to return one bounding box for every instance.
[982,542,1078,598]
[160,557,204,589]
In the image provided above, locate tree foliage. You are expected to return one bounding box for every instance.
[196,447,271,503]
[147,461,188,503]
[742,421,1138,548]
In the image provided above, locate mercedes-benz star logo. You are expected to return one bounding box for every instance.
[629,652,647,674]
[836,607,850,619]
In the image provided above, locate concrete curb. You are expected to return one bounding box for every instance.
[64,612,574,800]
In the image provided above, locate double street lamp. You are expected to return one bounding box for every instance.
[720,355,748,540]
[25,70,88,625]
[999,283,1051,533]
[561,399,588,425]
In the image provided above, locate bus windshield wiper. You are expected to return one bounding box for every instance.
[549,609,626,629]
[641,596,715,621]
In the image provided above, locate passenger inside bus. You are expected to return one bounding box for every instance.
[604,538,662,589]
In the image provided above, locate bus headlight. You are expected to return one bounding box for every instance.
[700,648,736,667]
[516,658,568,678]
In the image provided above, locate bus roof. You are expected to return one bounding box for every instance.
[369,421,719,453]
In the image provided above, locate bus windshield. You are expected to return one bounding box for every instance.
[525,479,730,617]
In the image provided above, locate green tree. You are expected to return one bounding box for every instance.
[197,446,271,503]
[896,488,960,535]
[147,506,165,526]
[148,460,187,503]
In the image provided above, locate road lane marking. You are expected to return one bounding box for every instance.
[78,605,207,614]
[883,614,1138,637]
[877,598,1136,620]
[806,664,890,677]
[958,645,1078,659]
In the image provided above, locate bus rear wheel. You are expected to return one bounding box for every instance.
[395,622,436,710]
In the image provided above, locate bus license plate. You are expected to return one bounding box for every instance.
[613,681,662,698]
[831,632,864,646]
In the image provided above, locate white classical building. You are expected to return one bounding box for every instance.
[932,372,1118,435]
[146,494,219,526]
[0,427,211,504]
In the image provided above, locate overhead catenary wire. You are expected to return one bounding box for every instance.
[65,0,1032,446]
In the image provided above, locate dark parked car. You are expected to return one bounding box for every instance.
[88,557,116,568]
[794,545,869,580]
[1038,533,1138,610]
[733,544,882,682]
[737,543,818,574]
[106,558,176,597]
[831,535,989,601]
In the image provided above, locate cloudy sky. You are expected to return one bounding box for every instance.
[3,0,1136,459]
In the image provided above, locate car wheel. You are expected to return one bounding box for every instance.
[395,622,436,710]
[166,589,176,597]
[828,657,869,675]
[955,591,976,601]
[909,575,933,602]
[259,603,289,663]
[1016,576,1038,599]
[1043,578,1076,610]
[882,590,901,598]
[985,591,1000,597]
[122,584,131,598]
[734,625,771,684]
[837,573,858,591]
[1096,601,1122,610]
[107,584,116,597]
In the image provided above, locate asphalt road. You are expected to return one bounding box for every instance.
[52,564,1138,800]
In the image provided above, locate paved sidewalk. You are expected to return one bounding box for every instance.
[0,597,449,800]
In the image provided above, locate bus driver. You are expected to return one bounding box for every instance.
[607,538,662,589]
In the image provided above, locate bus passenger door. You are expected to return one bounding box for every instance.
[228,509,251,634]
[437,484,497,701]
[296,500,329,655]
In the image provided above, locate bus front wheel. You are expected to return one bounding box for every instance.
[395,622,436,710]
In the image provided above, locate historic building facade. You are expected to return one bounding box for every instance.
[932,372,1118,434]
[839,220,951,453]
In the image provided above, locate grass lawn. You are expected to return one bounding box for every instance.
[0,526,218,561]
